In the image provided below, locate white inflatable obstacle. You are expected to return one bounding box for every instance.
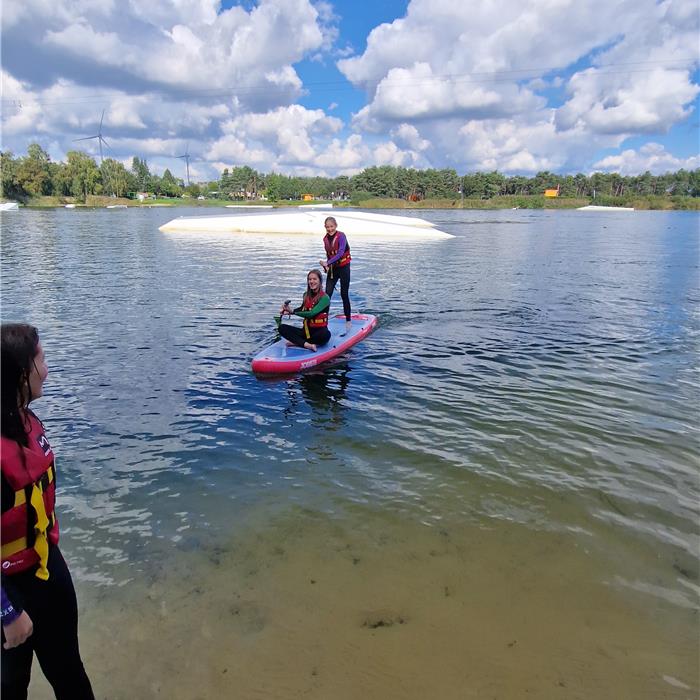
[158,209,453,238]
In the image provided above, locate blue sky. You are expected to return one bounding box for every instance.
[1,0,698,181]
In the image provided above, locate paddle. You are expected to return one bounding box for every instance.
[274,300,293,327]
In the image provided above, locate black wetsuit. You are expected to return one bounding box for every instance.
[279,293,331,348]
[323,231,351,322]
[1,545,94,700]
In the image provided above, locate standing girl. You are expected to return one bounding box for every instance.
[319,216,352,336]
[1,323,94,700]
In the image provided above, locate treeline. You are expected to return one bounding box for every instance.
[2,144,699,203]
[203,164,700,201]
[1,145,191,201]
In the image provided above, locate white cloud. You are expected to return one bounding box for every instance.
[556,67,699,134]
[1,0,697,177]
[208,105,342,166]
[5,0,324,103]
[0,72,44,140]
[309,0,342,55]
[333,0,698,173]
[456,118,562,173]
[350,62,543,125]
[338,0,643,121]
[391,124,430,152]
[314,134,367,171]
[593,143,700,175]
[372,141,412,167]
[127,0,218,27]
[45,23,129,68]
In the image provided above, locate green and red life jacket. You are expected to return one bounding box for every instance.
[302,290,329,339]
[1,411,59,580]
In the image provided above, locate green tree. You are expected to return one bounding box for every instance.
[131,157,152,192]
[219,168,232,196]
[462,172,485,197]
[0,151,23,200]
[16,143,52,196]
[670,169,691,196]
[573,173,589,197]
[100,158,130,197]
[49,160,71,197]
[688,169,700,197]
[184,182,202,198]
[265,172,283,202]
[65,151,100,201]
[159,168,182,197]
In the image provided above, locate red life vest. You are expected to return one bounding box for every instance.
[1,411,59,579]
[323,231,351,271]
[302,290,329,338]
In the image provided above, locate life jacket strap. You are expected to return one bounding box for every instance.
[2,468,55,580]
[13,466,54,507]
[29,482,50,580]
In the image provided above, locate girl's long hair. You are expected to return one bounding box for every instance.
[1,323,40,446]
[305,269,324,302]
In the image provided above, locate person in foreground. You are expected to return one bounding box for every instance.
[319,216,352,336]
[279,269,331,352]
[1,323,94,700]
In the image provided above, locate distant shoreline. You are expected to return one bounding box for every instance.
[6,194,700,211]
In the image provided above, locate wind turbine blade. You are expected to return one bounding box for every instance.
[99,109,105,132]
[74,135,98,142]
[100,136,110,149]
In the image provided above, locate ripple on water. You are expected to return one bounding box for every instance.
[2,210,698,617]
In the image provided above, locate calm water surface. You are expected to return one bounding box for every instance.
[1,207,698,699]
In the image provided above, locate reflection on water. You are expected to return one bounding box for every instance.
[297,367,351,426]
[1,207,698,698]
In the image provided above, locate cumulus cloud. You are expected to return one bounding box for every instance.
[0,72,43,139]
[555,0,699,135]
[208,106,422,175]
[208,105,343,165]
[337,0,698,173]
[593,143,700,174]
[556,67,698,134]
[1,0,697,177]
[350,62,543,126]
[338,0,642,123]
[0,0,334,175]
[455,118,564,173]
[391,124,430,152]
[3,0,324,103]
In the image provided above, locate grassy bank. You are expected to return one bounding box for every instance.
[15,194,700,210]
[344,195,700,210]
[343,196,587,209]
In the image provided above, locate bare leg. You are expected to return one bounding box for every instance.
[304,342,317,352]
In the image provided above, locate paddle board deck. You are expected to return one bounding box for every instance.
[252,313,377,374]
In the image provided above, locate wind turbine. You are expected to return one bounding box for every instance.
[176,144,191,186]
[74,109,110,163]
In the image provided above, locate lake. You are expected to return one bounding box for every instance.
[1,206,698,699]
